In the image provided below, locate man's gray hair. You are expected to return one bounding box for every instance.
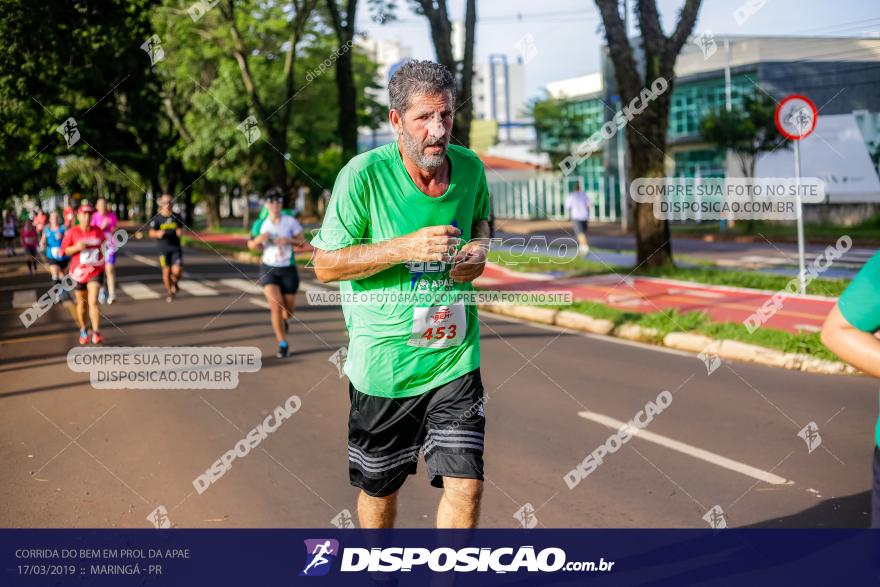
[388,60,456,114]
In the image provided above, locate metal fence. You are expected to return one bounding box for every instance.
[488,173,623,222]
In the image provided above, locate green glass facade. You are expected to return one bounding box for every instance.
[668,74,755,139]
[541,73,758,178]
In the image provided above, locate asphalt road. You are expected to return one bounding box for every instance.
[0,239,877,529]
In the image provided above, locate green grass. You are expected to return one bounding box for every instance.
[487,249,619,275]
[551,301,838,361]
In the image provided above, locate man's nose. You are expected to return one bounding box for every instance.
[426,114,446,138]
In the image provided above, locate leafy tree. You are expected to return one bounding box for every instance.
[530,94,590,169]
[700,95,785,179]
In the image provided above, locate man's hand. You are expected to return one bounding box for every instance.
[450,241,487,283]
[394,225,461,263]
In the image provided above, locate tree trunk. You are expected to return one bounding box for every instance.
[326,0,359,160]
[335,48,358,158]
[455,0,476,148]
[203,187,222,231]
[628,93,674,268]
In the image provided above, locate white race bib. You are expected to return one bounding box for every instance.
[407,302,466,348]
[80,249,101,265]
[50,246,61,259]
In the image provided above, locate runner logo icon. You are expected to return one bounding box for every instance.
[300,539,339,577]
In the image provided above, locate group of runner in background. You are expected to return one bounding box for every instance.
[5,192,305,358]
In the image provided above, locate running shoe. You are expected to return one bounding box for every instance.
[276,341,289,359]
[79,329,89,345]
[91,331,103,345]
[107,293,115,305]
[98,287,107,304]
[166,292,174,303]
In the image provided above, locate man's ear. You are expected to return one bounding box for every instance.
[389,109,402,135]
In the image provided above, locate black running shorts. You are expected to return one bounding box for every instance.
[348,368,485,497]
[258,264,300,294]
[158,247,183,268]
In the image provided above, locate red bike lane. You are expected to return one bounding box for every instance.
[475,263,836,334]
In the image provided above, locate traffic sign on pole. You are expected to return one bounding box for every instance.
[775,95,818,295]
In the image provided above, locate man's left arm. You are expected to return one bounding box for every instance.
[450,220,489,283]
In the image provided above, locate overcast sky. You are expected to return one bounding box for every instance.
[355,0,880,100]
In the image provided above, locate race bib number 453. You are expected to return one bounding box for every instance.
[407,302,466,348]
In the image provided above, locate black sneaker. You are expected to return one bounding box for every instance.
[276,343,289,359]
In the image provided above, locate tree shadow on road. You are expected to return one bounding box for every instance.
[743,490,870,528]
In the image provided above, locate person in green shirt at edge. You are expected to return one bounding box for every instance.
[311,60,491,529]
[822,251,880,527]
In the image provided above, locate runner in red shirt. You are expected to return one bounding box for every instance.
[61,204,106,344]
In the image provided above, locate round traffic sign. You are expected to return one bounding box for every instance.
[775,94,818,140]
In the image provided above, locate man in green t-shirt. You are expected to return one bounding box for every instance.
[821,251,880,527]
[312,60,490,529]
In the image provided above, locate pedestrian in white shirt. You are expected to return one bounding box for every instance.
[564,189,592,256]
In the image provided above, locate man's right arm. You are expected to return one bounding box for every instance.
[313,225,460,283]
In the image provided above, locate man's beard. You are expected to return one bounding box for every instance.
[400,127,448,171]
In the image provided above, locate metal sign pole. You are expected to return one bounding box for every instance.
[794,139,806,294]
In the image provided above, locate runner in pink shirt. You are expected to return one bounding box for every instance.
[91,197,119,304]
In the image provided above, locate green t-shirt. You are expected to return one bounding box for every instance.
[311,142,490,398]
[837,251,880,448]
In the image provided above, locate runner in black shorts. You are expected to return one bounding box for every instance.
[311,61,491,528]
[148,194,185,303]
[247,192,306,358]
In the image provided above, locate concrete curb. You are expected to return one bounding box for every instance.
[479,304,858,377]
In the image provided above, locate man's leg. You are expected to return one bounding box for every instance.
[170,263,182,291]
[161,265,173,295]
[105,262,116,299]
[75,289,88,329]
[282,293,295,322]
[358,489,398,529]
[87,281,101,332]
[262,283,285,343]
[437,478,483,528]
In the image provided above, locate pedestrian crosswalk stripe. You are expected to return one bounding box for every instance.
[177,280,219,296]
[219,278,263,295]
[249,297,270,309]
[12,289,36,308]
[119,282,161,300]
[129,253,161,268]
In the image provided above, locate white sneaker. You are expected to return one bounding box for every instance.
[107,293,115,305]
[578,244,590,256]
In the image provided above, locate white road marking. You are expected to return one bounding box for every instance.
[219,278,263,295]
[12,289,36,308]
[299,282,331,292]
[119,282,161,300]
[176,280,219,296]
[249,297,270,309]
[577,411,792,486]
[129,253,160,268]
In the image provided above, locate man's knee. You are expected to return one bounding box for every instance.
[442,478,483,505]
